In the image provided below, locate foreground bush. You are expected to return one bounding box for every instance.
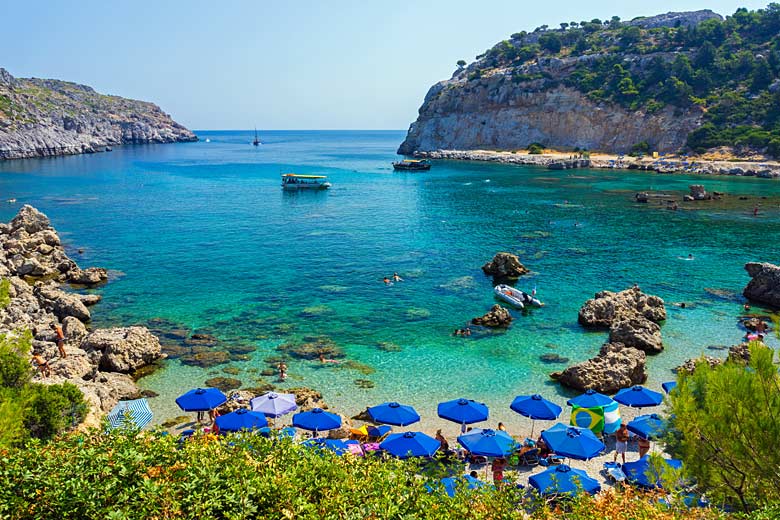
[0,428,724,519]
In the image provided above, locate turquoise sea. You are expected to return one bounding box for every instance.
[0,130,778,430]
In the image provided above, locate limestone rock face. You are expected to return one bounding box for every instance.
[482,252,528,279]
[553,342,647,394]
[0,68,197,161]
[68,267,108,286]
[289,387,328,411]
[608,314,664,353]
[471,304,513,327]
[578,286,666,328]
[81,327,163,373]
[399,84,702,155]
[743,262,780,308]
[34,283,91,322]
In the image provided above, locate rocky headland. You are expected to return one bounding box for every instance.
[0,68,196,160]
[0,205,163,427]
[398,9,780,165]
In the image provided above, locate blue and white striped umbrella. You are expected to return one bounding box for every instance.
[107,399,153,430]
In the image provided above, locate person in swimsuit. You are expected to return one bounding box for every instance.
[392,272,403,282]
[383,277,391,285]
[614,423,630,464]
[32,354,50,377]
[50,323,66,358]
[278,361,287,381]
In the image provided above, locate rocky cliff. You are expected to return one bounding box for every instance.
[397,8,780,156]
[0,68,196,160]
[0,205,164,428]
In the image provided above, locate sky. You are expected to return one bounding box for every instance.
[1,0,771,130]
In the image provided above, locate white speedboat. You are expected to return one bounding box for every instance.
[281,174,332,191]
[494,284,543,309]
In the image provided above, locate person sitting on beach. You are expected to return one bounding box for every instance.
[497,422,506,432]
[435,429,451,454]
[32,354,50,377]
[536,432,550,458]
[392,272,403,282]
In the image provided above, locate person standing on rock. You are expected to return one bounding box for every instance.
[32,354,51,377]
[51,323,66,358]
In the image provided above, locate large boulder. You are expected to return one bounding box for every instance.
[48,348,99,380]
[33,283,91,322]
[608,314,664,353]
[471,304,513,327]
[81,326,163,373]
[73,372,141,429]
[289,387,328,411]
[578,286,666,328]
[552,342,647,394]
[743,262,780,308]
[68,267,108,286]
[481,252,529,279]
[9,205,51,234]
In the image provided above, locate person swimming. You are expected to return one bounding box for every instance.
[383,277,391,285]
[392,272,403,282]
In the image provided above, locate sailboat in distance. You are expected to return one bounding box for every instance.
[253,127,261,146]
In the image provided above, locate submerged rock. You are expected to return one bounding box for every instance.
[553,342,647,394]
[743,262,780,308]
[288,387,328,411]
[482,252,529,279]
[68,267,108,286]
[179,350,231,368]
[471,304,512,328]
[205,377,242,393]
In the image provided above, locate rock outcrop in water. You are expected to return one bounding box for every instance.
[471,304,513,327]
[482,252,529,279]
[743,262,780,308]
[0,67,196,160]
[552,342,647,394]
[0,205,164,428]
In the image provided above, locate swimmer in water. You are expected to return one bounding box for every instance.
[393,272,403,282]
[383,277,391,285]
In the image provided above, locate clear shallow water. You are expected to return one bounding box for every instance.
[0,130,778,431]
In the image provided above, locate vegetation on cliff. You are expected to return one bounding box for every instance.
[455,4,780,157]
[0,330,87,448]
[0,67,197,160]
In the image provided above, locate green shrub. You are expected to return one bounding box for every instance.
[629,141,651,156]
[527,143,544,154]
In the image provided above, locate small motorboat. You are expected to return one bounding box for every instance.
[494,284,543,309]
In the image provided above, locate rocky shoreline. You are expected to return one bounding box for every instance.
[0,205,164,428]
[0,68,196,160]
[411,149,780,179]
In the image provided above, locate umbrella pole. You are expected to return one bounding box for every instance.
[530,419,535,439]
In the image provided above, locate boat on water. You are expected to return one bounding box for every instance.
[494,284,543,309]
[281,173,331,191]
[253,127,261,146]
[392,159,431,171]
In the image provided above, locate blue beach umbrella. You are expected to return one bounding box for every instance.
[511,394,562,436]
[614,386,664,408]
[529,464,601,497]
[566,389,615,408]
[662,381,677,394]
[107,399,153,430]
[250,392,298,418]
[457,428,518,457]
[292,408,341,434]
[437,398,489,426]
[368,402,420,426]
[627,413,667,440]
[541,423,605,460]
[175,388,227,412]
[622,455,683,489]
[258,426,297,439]
[303,438,358,455]
[215,409,268,432]
[511,394,562,420]
[380,431,440,459]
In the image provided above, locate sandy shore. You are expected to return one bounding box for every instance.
[414,149,780,179]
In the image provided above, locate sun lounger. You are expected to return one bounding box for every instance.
[603,461,627,483]
[520,448,540,466]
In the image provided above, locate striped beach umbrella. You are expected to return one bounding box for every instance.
[107,399,153,430]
